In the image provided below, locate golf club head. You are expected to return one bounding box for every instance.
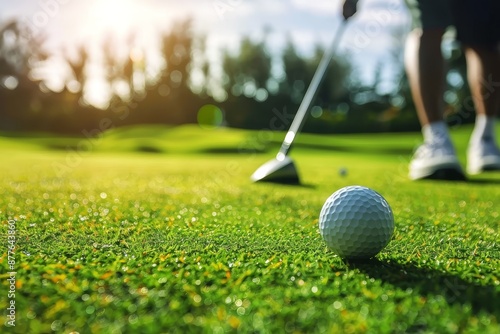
[251,156,300,184]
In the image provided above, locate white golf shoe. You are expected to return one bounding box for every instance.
[409,142,465,180]
[467,138,500,175]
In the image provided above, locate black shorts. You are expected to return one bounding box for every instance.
[405,0,500,48]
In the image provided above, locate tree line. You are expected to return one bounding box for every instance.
[0,18,472,135]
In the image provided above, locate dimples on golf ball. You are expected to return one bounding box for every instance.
[319,186,394,259]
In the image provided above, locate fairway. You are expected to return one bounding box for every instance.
[1,125,499,333]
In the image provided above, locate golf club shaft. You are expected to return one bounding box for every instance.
[276,21,346,160]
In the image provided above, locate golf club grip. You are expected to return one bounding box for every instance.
[277,22,346,159]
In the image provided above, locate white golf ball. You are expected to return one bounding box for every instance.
[319,185,394,259]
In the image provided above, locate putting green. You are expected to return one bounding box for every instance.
[0,125,499,333]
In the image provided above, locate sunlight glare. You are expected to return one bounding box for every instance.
[88,0,148,39]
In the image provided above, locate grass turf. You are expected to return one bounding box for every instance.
[0,125,499,333]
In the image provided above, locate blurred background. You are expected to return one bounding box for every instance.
[0,0,471,135]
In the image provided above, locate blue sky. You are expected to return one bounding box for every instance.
[0,0,411,104]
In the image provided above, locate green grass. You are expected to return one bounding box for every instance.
[0,125,499,333]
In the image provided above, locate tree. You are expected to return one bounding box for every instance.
[65,45,88,98]
[222,34,272,96]
[0,20,47,84]
[122,19,203,126]
[0,19,48,131]
[308,43,351,107]
[281,37,308,103]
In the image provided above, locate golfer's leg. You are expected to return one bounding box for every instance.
[404,29,446,126]
[406,28,464,180]
[464,46,500,118]
[465,46,500,173]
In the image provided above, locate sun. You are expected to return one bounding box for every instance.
[86,0,147,39]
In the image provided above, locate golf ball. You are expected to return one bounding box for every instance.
[319,185,394,259]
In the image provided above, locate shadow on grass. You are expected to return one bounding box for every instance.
[135,145,164,154]
[45,143,83,151]
[252,179,317,189]
[201,142,413,156]
[350,259,500,316]
[465,177,500,185]
[202,147,269,154]
[275,182,317,189]
[43,143,167,154]
[272,141,414,156]
[415,178,500,185]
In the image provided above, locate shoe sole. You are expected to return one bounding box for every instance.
[467,159,500,175]
[410,160,466,181]
[419,167,467,181]
[483,165,500,171]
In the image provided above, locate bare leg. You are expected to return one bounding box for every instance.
[465,45,500,174]
[405,29,447,126]
[406,28,465,180]
[464,46,500,117]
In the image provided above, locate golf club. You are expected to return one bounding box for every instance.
[251,20,348,184]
